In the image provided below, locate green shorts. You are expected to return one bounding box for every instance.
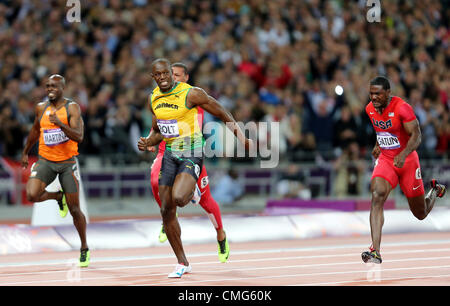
[29,157,80,194]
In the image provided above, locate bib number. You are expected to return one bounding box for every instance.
[157,119,180,138]
[43,128,69,146]
[376,132,400,150]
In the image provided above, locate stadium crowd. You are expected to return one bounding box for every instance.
[0,0,449,164]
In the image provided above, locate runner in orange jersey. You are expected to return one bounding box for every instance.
[22,74,89,267]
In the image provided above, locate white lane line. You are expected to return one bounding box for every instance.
[295,273,450,286]
[3,255,450,286]
[146,264,450,286]
[2,238,450,268]
[2,247,450,278]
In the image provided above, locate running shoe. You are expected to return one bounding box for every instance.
[79,248,90,268]
[190,184,201,205]
[158,213,178,243]
[217,236,230,263]
[168,263,192,278]
[361,246,382,264]
[57,190,68,218]
[158,225,167,243]
[431,179,446,198]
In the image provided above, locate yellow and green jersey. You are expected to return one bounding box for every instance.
[150,82,204,152]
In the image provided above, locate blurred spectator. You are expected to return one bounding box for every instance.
[333,141,365,198]
[18,68,36,95]
[0,0,447,162]
[262,103,295,156]
[333,105,358,150]
[276,164,311,200]
[82,97,108,155]
[0,103,24,158]
[303,82,344,156]
[104,94,140,156]
[211,169,244,205]
[436,104,450,156]
[217,83,237,111]
[415,97,440,157]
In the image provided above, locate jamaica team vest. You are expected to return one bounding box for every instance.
[150,82,204,152]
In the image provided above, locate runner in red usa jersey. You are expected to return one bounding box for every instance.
[361,76,446,265]
[367,95,423,195]
[367,96,416,160]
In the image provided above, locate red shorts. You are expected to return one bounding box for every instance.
[372,151,425,198]
[150,152,210,206]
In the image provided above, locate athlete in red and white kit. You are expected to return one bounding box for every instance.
[148,62,229,263]
[362,76,446,264]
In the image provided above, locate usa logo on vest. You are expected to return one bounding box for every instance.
[372,118,392,130]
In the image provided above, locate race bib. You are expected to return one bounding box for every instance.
[377,132,400,149]
[157,119,180,138]
[43,128,69,146]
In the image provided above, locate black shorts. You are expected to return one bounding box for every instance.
[29,157,80,194]
[159,150,203,187]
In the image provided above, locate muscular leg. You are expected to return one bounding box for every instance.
[26,178,61,203]
[172,172,197,207]
[369,177,392,252]
[197,166,226,241]
[407,187,439,220]
[65,192,88,250]
[58,163,88,250]
[159,184,188,266]
[199,187,226,241]
[160,172,198,265]
[150,155,163,208]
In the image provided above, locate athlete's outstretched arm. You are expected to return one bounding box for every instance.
[187,87,253,150]
[372,141,380,159]
[394,118,421,168]
[138,110,164,151]
[21,104,44,169]
[48,102,84,143]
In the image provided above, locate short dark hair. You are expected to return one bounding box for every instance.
[49,74,66,87]
[151,58,171,69]
[171,62,188,75]
[370,76,391,90]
